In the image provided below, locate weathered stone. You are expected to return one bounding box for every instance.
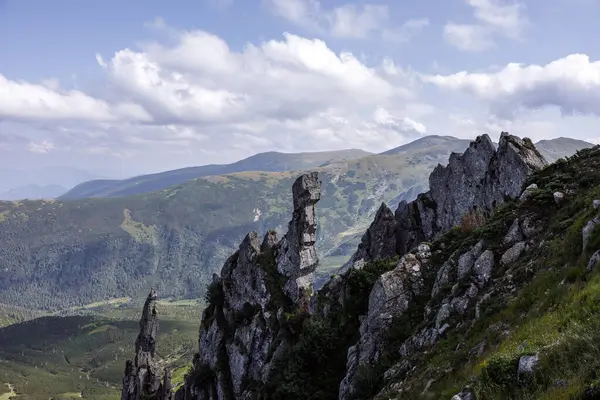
[458,241,484,280]
[594,200,600,210]
[518,354,540,376]
[503,218,524,246]
[121,289,172,400]
[436,303,452,329]
[588,250,600,271]
[501,242,526,266]
[582,217,600,252]
[554,191,565,205]
[276,171,321,302]
[180,173,321,399]
[519,184,539,202]
[473,250,495,287]
[451,387,476,400]
[343,202,397,271]
[339,246,431,400]
[394,132,546,260]
[395,199,426,256]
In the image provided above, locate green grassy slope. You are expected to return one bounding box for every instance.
[60,149,372,200]
[0,299,202,400]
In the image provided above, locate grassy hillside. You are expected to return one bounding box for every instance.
[0,147,449,312]
[0,299,202,400]
[60,149,372,200]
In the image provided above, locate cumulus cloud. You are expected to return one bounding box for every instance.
[0,74,151,122]
[423,54,600,118]
[444,0,528,51]
[0,23,427,168]
[265,0,428,41]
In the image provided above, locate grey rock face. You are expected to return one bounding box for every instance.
[501,242,526,266]
[594,200,600,210]
[339,245,432,400]
[396,133,547,254]
[503,218,524,246]
[342,202,397,271]
[181,173,321,399]
[520,183,539,202]
[395,199,426,257]
[582,217,600,252]
[451,387,476,400]
[473,249,494,287]
[276,171,321,302]
[588,250,600,271]
[554,191,565,205]
[121,289,172,400]
[428,134,496,234]
[518,354,540,376]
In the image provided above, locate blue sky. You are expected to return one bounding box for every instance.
[1,0,600,182]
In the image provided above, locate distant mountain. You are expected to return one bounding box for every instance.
[0,184,67,200]
[0,166,99,194]
[380,135,472,156]
[60,149,372,200]
[535,137,595,163]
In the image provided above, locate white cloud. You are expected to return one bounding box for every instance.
[0,24,425,165]
[444,0,528,51]
[423,54,600,119]
[98,31,404,128]
[265,0,427,41]
[0,74,151,122]
[27,140,55,153]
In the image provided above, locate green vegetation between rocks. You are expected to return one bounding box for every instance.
[0,299,203,400]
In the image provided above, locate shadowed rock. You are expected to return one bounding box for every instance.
[342,202,397,271]
[179,172,321,399]
[121,288,172,400]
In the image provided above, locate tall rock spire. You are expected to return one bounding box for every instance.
[276,171,321,302]
[121,288,172,400]
[178,172,322,399]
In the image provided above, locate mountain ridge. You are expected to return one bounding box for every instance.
[60,148,372,200]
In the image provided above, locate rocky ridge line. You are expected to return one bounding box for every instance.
[176,172,321,399]
[335,132,548,398]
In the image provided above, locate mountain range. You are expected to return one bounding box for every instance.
[0,135,592,314]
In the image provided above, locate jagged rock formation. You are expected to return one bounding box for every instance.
[178,172,321,399]
[345,132,548,273]
[156,132,600,399]
[336,133,549,397]
[121,288,173,400]
[343,202,397,270]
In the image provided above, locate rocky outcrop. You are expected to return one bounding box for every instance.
[276,171,321,303]
[179,173,321,399]
[346,133,547,271]
[339,244,433,399]
[405,133,547,248]
[121,288,173,400]
[342,202,397,271]
[337,133,549,398]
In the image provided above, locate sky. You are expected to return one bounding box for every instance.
[1,0,600,180]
